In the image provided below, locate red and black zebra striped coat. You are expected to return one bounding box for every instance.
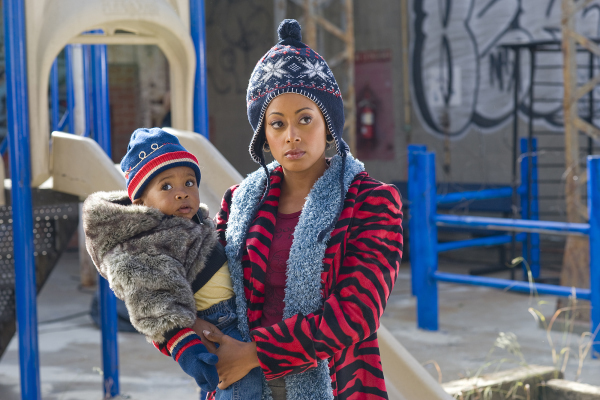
[216,164,403,400]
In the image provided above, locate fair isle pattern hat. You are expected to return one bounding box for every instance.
[246,19,349,164]
[120,128,201,201]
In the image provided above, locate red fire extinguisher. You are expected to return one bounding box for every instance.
[358,88,376,140]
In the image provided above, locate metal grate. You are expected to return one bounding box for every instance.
[0,202,79,357]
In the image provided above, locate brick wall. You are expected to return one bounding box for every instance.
[109,64,141,162]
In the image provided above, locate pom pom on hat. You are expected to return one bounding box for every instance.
[278,19,302,42]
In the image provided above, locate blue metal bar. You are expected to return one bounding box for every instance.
[91,43,120,397]
[433,272,591,300]
[65,45,75,133]
[587,156,600,358]
[82,45,91,137]
[435,214,590,236]
[3,0,42,398]
[410,151,438,330]
[437,233,526,253]
[436,187,513,205]
[50,58,60,132]
[408,144,426,296]
[530,139,540,278]
[91,45,111,154]
[190,0,209,138]
[520,138,530,269]
[0,138,7,156]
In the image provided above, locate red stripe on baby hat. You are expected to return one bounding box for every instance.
[128,151,199,200]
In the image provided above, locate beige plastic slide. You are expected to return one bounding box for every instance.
[27,0,196,186]
[379,325,453,400]
[50,130,451,400]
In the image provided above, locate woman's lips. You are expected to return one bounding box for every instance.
[178,206,192,214]
[284,149,305,160]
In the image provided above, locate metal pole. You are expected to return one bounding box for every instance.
[408,144,426,296]
[91,43,120,397]
[587,155,600,358]
[530,138,540,278]
[51,59,60,132]
[510,48,521,281]
[527,48,536,281]
[65,45,75,134]
[520,138,530,266]
[588,52,594,156]
[82,46,91,137]
[190,0,210,138]
[410,151,439,331]
[3,0,42,398]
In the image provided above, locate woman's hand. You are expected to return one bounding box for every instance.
[203,329,261,390]
[192,318,221,354]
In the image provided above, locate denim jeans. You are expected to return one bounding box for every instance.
[197,297,263,400]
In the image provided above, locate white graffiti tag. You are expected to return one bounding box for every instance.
[411,0,600,138]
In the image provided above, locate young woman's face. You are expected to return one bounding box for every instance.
[264,93,327,173]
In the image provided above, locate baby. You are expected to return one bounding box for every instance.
[83,128,262,399]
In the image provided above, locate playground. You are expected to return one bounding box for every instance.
[0,0,600,399]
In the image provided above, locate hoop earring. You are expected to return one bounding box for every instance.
[263,142,271,153]
[325,133,335,150]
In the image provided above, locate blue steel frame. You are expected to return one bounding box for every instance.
[7,2,210,397]
[520,138,540,278]
[65,46,75,133]
[190,0,209,138]
[90,41,120,398]
[408,144,535,294]
[409,149,600,358]
[50,59,60,132]
[3,0,42,399]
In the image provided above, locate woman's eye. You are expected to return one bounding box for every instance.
[161,184,172,191]
[299,116,312,124]
[270,120,283,129]
[185,180,195,187]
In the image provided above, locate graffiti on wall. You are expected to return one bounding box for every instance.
[411,0,600,139]
[205,0,272,96]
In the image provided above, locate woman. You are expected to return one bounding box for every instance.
[201,19,403,400]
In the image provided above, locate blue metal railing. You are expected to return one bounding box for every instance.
[191,0,209,138]
[408,147,600,358]
[408,140,539,294]
[437,187,513,205]
[3,0,42,399]
[65,46,75,134]
[521,138,540,277]
[90,41,119,398]
[51,44,92,136]
[50,59,60,132]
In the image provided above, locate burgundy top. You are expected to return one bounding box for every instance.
[260,210,301,328]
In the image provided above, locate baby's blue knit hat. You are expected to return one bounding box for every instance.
[246,19,348,164]
[120,128,201,200]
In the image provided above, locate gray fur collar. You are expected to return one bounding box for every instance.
[225,154,365,400]
[82,190,214,280]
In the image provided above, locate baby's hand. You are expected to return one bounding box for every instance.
[193,318,221,353]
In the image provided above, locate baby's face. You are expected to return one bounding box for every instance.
[135,166,200,219]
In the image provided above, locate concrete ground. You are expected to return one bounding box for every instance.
[1,250,599,399]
